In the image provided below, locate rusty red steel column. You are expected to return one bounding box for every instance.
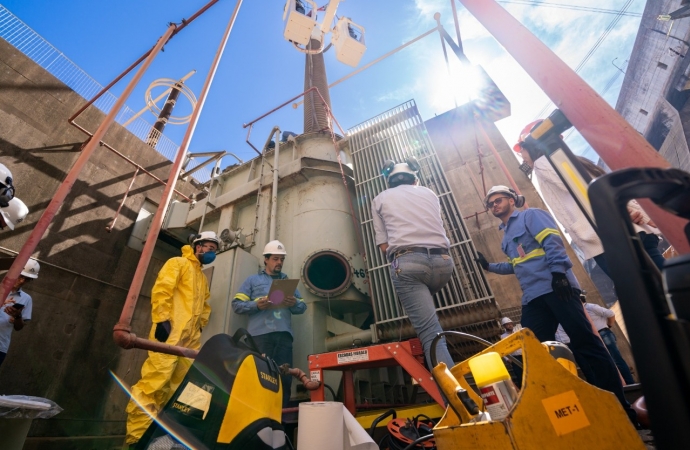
[113,0,245,357]
[106,168,139,233]
[457,0,690,253]
[0,24,177,307]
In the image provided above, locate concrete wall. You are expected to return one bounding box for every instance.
[615,0,690,135]
[424,105,637,374]
[0,38,196,448]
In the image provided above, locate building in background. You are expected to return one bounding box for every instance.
[615,0,690,172]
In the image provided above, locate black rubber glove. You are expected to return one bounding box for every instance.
[551,273,572,301]
[155,321,171,342]
[475,252,489,271]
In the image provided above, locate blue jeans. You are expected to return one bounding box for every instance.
[639,232,664,270]
[521,290,636,422]
[599,328,635,384]
[252,331,293,407]
[390,252,455,370]
[594,232,664,275]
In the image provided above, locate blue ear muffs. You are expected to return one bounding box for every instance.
[381,160,395,178]
[508,188,526,208]
[405,156,421,173]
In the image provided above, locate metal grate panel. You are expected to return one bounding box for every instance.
[348,100,501,351]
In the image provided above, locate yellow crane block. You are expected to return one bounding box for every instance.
[431,328,645,449]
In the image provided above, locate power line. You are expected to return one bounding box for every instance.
[498,1,642,17]
[532,0,635,120]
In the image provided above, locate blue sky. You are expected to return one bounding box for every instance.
[2,0,645,168]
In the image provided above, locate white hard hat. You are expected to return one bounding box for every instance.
[484,185,525,208]
[501,317,513,325]
[387,163,417,187]
[263,240,287,256]
[0,197,28,230]
[0,163,15,207]
[485,185,513,204]
[21,258,40,279]
[0,163,12,188]
[192,231,220,247]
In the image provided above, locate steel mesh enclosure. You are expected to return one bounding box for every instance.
[347,100,502,358]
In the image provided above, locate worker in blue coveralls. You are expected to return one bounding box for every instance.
[475,185,637,424]
[232,240,306,407]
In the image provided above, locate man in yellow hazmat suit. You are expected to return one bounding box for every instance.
[124,231,219,445]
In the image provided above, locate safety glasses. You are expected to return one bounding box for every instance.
[486,196,510,209]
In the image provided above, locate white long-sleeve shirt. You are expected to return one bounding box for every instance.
[533,157,603,260]
[533,158,660,260]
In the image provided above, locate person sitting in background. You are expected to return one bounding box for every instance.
[500,317,523,388]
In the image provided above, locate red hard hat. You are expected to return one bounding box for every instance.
[512,120,543,153]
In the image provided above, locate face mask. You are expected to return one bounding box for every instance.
[198,251,216,265]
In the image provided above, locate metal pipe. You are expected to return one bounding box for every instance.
[0,246,129,292]
[106,167,139,232]
[198,156,224,232]
[243,87,344,155]
[69,122,191,201]
[67,0,220,123]
[281,366,321,391]
[293,27,437,108]
[476,120,528,208]
[250,126,280,246]
[244,124,264,157]
[269,128,281,241]
[435,14,457,108]
[450,0,464,51]
[114,0,245,352]
[458,0,689,253]
[325,329,375,352]
[0,24,176,307]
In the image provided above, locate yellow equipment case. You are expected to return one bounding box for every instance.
[134,330,285,450]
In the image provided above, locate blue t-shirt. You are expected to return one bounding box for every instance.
[232,270,306,337]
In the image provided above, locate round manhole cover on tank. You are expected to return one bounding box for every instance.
[301,249,353,297]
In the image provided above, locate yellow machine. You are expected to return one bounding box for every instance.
[431,329,645,449]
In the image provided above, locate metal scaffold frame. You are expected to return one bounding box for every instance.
[348,100,502,358]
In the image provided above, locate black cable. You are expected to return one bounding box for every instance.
[401,434,435,450]
[430,330,522,369]
[532,0,634,120]
[284,431,295,450]
[498,1,641,17]
[324,383,337,401]
[368,408,397,436]
[377,433,390,449]
[413,414,435,425]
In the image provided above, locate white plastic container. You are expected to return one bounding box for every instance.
[468,352,518,421]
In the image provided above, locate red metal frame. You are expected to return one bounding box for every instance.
[113,0,245,357]
[0,24,176,308]
[457,0,689,253]
[308,340,445,415]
